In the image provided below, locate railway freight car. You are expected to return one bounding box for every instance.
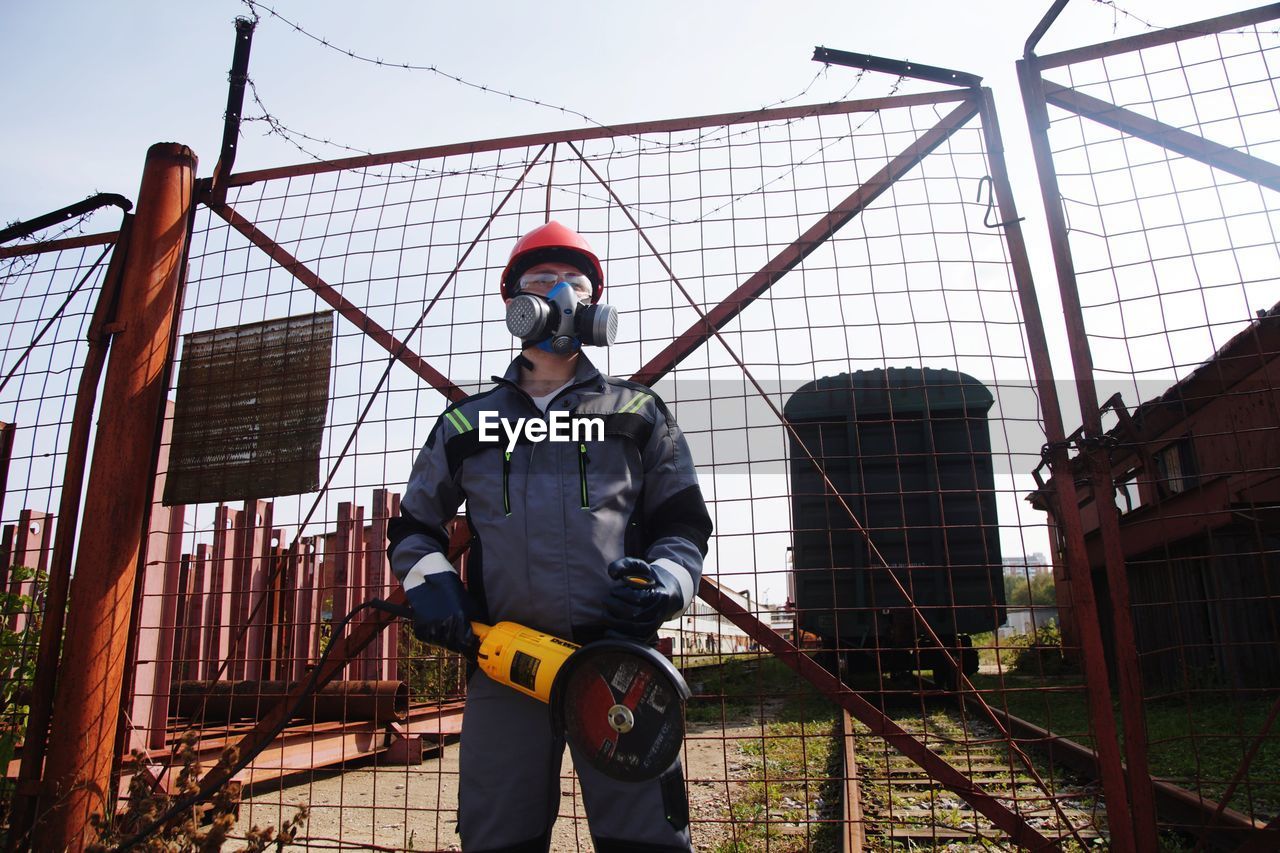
[784,368,1006,688]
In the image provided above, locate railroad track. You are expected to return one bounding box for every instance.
[841,691,1107,851]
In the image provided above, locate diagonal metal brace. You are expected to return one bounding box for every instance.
[208,201,465,402]
[1041,80,1280,194]
[631,94,981,386]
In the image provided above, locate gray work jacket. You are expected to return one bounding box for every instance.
[388,354,712,642]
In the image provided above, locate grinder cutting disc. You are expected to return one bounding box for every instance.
[550,639,690,782]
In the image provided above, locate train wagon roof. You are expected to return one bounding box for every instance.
[783,367,994,419]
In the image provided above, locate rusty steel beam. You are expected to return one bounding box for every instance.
[1078,476,1258,561]
[1036,3,1280,69]
[225,90,971,188]
[172,680,409,724]
[187,588,414,808]
[698,576,1055,849]
[206,201,465,403]
[0,231,118,259]
[233,701,463,785]
[631,94,981,387]
[1041,81,1280,194]
[1020,56,1161,852]
[36,144,196,852]
[130,700,464,794]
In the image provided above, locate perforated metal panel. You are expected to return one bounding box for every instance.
[163,311,333,505]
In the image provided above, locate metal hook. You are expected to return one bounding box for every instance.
[976,175,1025,229]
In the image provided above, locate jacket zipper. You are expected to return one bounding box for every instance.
[577,443,590,509]
[503,451,512,516]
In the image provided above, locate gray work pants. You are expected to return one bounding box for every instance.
[457,670,692,852]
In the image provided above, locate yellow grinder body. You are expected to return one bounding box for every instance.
[365,597,690,783]
[471,620,578,702]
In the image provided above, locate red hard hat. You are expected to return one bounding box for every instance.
[500,221,604,302]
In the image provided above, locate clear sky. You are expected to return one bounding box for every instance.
[1,0,1257,387]
[0,0,1251,228]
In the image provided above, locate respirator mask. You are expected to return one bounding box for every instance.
[505,274,618,354]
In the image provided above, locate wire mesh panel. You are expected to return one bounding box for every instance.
[1024,5,1280,845]
[88,86,1118,851]
[0,230,119,827]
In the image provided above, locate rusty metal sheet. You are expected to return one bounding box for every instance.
[163,311,333,505]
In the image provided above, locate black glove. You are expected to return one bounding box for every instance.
[603,557,686,638]
[404,571,479,656]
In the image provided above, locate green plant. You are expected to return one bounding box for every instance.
[1005,620,1068,676]
[0,565,48,777]
[1005,571,1057,607]
[972,620,1071,675]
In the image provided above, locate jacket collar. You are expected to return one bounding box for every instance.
[494,351,602,389]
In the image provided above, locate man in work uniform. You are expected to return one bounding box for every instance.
[388,221,713,852]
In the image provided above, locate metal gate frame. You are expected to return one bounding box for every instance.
[138,83,1113,850]
[1019,3,1280,851]
[13,72,1169,847]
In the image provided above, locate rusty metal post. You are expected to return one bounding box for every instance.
[979,86,1140,853]
[35,142,195,852]
[1017,57,1158,851]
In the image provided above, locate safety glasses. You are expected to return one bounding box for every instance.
[517,271,592,296]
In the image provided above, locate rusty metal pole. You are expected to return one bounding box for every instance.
[35,143,195,852]
[1017,56,1159,852]
[978,86,1139,853]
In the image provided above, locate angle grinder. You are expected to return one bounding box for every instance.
[371,600,690,783]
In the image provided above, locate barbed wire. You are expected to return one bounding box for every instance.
[243,66,836,168]
[241,77,682,224]
[227,4,939,235]
[239,69,889,233]
[235,0,885,155]
[237,57,882,229]
[1087,0,1280,37]
[1090,0,1161,33]
[240,0,609,129]
[0,212,98,285]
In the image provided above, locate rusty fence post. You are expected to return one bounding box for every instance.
[1017,56,1159,852]
[35,142,195,852]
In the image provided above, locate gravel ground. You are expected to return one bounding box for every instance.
[235,716,767,851]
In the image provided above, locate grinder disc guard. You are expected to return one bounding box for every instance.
[550,640,690,782]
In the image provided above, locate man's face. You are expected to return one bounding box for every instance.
[514,261,593,304]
